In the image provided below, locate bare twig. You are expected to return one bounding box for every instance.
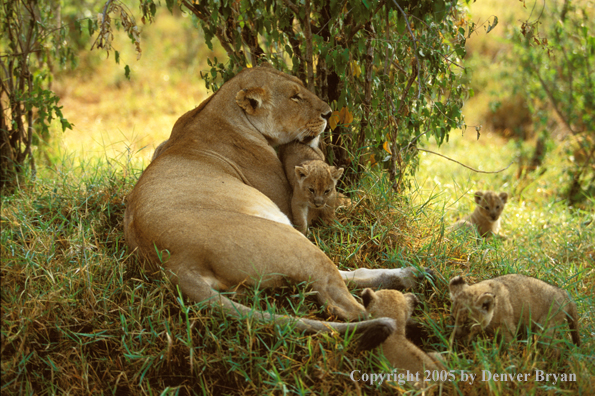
[281,0,300,15]
[303,0,315,91]
[389,64,418,190]
[416,148,514,174]
[390,0,421,99]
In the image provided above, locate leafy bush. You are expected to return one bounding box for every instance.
[510,0,595,205]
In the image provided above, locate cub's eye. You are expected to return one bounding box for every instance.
[324,189,330,194]
[308,188,315,194]
[496,205,500,209]
[484,206,489,210]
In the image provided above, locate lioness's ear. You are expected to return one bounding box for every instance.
[476,293,495,314]
[330,167,344,182]
[361,288,376,309]
[474,191,484,204]
[499,192,508,204]
[449,276,468,299]
[236,87,269,114]
[295,165,309,181]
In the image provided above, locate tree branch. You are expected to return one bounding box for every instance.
[390,0,421,99]
[417,148,514,174]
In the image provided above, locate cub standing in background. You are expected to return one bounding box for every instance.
[451,191,508,238]
[449,274,581,355]
[278,141,344,234]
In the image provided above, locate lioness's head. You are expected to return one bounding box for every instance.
[295,160,343,209]
[474,191,508,222]
[361,288,419,336]
[233,66,332,146]
[449,276,495,340]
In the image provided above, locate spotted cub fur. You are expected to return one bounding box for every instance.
[451,191,508,238]
[357,289,445,378]
[449,274,581,352]
[278,141,343,234]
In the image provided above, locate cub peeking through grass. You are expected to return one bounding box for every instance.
[451,191,508,238]
[278,141,344,234]
[357,288,445,381]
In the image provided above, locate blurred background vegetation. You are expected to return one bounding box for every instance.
[1,0,593,394]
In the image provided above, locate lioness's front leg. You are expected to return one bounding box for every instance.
[339,267,427,290]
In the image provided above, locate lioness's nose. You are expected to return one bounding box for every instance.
[322,111,332,121]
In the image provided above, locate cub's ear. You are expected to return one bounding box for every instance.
[404,293,420,319]
[330,166,344,182]
[295,165,310,181]
[449,276,468,299]
[499,192,508,204]
[361,288,376,309]
[476,293,495,314]
[236,87,269,114]
[474,191,484,204]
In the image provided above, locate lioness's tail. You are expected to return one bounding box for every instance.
[566,300,581,347]
[178,268,396,337]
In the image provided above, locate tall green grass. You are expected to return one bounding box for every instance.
[1,138,593,393]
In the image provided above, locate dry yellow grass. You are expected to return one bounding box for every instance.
[49,12,217,165]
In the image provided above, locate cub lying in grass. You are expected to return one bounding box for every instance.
[357,288,445,378]
[278,141,344,234]
[451,191,508,238]
[449,274,581,354]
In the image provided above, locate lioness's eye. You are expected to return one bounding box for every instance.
[291,93,301,102]
[496,205,500,209]
[484,206,489,210]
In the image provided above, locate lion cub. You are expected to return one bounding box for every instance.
[357,289,445,378]
[449,274,581,351]
[451,191,508,238]
[278,141,344,234]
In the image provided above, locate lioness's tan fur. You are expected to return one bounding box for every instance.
[357,289,445,377]
[449,274,581,349]
[125,66,424,335]
[451,191,508,238]
[278,141,343,234]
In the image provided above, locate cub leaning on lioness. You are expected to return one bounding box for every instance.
[451,191,508,238]
[357,289,445,377]
[278,141,344,234]
[449,274,581,350]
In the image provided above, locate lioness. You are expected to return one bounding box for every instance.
[449,274,581,350]
[125,66,424,334]
[451,191,508,238]
[357,289,445,378]
[278,141,343,234]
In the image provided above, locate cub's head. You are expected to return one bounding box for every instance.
[233,66,332,146]
[362,289,419,334]
[449,276,495,341]
[295,160,343,209]
[474,191,508,222]
[357,289,419,351]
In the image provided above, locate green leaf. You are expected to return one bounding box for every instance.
[486,16,498,34]
[115,51,120,64]
[124,65,131,80]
